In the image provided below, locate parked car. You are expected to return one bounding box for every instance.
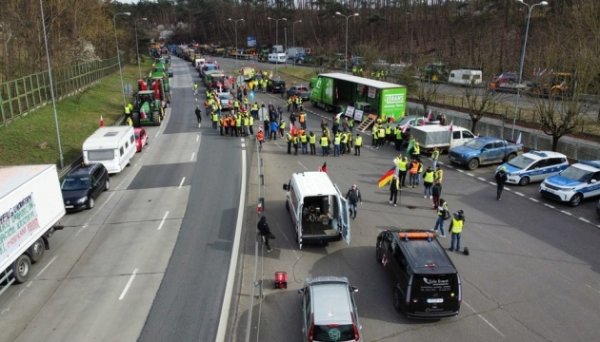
[134,127,148,152]
[267,79,286,93]
[496,151,569,186]
[487,72,529,93]
[218,92,234,111]
[61,163,109,212]
[298,276,363,342]
[540,160,600,207]
[448,136,523,170]
[286,85,310,101]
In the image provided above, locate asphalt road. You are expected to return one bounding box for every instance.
[214,57,600,342]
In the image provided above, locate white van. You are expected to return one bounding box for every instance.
[448,69,483,86]
[194,58,205,70]
[83,126,136,174]
[268,53,287,63]
[283,172,351,249]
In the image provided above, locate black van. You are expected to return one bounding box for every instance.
[375,229,461,318]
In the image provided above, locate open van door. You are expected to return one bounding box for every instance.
[297,203,304,249]
[334,184,351,245]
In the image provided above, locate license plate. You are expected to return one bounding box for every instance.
[427,298,444,304]
[65,205,74,209]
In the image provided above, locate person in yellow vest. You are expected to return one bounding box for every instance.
[449,210,465,252]
[219,116,225,136]
[397,155,409,187]
[293,133,299,155]
[248,114,254,135]
[394,125,403,151]
[299,111,306,129]
[300,131,308,154]
[385,124,392,145]
[333,132,342,157]
[286,130,293,154]
[371,123,379,147]
[295,96,303,111]
[235,113,242,136]
[431,147,440,170]
[416,159,424,186]
[243,96,249,109]
[233,99,240,113]
[412,141,421,159]
[434,165,444,185]
[377,125,386,148]
[287,96,293,112]
[320,134,330,156]
[279,120,287,138]
[211,112,219,129]
[251,102,259,120]
[354,133,363,156]
[347,117,354,132]
[308,131,317,155]
[242,113,250,136]
[340,131,348,156]
[345,131,353,154]
[423,166,435,199]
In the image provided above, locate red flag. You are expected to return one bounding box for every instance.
[448,120,454,132]
[427,110,433,122]
[99,115,104,127]
[377,167,396,188]
[401,123,410,133]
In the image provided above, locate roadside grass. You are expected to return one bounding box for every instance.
[0,58,153,166]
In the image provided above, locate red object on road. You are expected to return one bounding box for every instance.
[274,272,288,289]
[99,115,104,127]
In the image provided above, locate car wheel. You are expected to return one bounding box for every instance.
[506,153,517,162]
[569,193,583,207]
[12,254,32,284]
[105,179,110,191]
[393,287,403,312]
[28,238,45,263]
[518,176,530,186]
[467,158,480,170]
[87,197,95,209]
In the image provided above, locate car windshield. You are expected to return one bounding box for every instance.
[313,324,355,342]
[62,176,91,191]
[507,155,536,169]
[463,139,487,150]
[560,165,593,181]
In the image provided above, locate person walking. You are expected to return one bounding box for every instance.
[389,174,401,207]
[345,184,362,219]
[449,210,465,252]
[423,166,434,199]
[434,165,444,185]
[256,127,265,151]
[354,133,362,156]
[431,147,440,170]
[270,120,278,140]
[432,198,449,237]
[431,182,442,208]
[194,105,202,127]
[257,216,274,252]
[495,166,508,200]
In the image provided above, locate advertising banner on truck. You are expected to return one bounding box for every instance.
[0,194,40,257]
[380,87,407,122]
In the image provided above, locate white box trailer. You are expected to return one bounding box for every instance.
[410,125,476,152]
[0,165,65,289]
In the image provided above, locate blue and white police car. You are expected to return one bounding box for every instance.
[497,151,569,186]
[540,160,600,207]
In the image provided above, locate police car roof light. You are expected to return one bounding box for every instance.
[398,232,435,241]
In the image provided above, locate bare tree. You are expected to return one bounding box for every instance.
[415,79,439,115]
[462,81,501,134]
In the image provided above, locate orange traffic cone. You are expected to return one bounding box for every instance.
[99,115,104,127]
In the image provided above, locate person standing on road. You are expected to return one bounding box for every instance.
[431,147,440,170]
[431,182,442,208]
[309,131,317,155]
[389,174,401,207]
[345,184,362,219]
[194,106,202,127]
[495,166,508,200]
[449,210,465,252]
[257,216,274,253]
[354,133,362,156]
[433,198,449,237]
[423,166,434,199]
[434,165,444,185]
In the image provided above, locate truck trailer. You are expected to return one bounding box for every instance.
[0,165,65,291]
[309,73,407,122]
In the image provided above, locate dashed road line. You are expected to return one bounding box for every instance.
[157,211,170,230]
[463,301,505,338]
[178,177,185,188]
[529,197,539,203]
[456,169,464,173]
[477,177,487,182]
[118,268,138,301]
[466,172,474,177]
[560,210,572,216]
[578,217,590,223]
[514,191,525,197]
[544,203,555,209]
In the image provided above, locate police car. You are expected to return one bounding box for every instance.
[540,160,600,207]
[497,151,569,186]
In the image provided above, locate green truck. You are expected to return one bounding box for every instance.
[309,72,407,122]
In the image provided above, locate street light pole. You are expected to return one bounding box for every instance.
[511,0,548,139]
[39,0,63,169]
[113,11,131,107]
[292,20,302,48]
[135,17,148,80]
[335,12,359,73]
[268,17,287,76]
[227,18,245,69]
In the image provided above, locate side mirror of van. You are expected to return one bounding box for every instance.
[351,286,359,293]
[298,288,305,294]
[283,184,289,191]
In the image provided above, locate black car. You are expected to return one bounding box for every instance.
[376,229,461,318]
[61,163,109,212]
[267,79,286,94]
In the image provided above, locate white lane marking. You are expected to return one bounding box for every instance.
[297,161,308,170]
[477,177,487,182]
[196,135,200,143]
[585,283,600,294]
[529,197,539,203]
[274,142,282,148]
[154,130,161,139]
[544,203,555,209]
[74,223,89,237]
[560,210,572,216]
[456,169,464,173]
[488,182,496,186]
[190,152,195,161]
[463,301,505,338]
[178,177,186,189]
[515,192,525,197]
[579,217,590,223]
[466,172,474,177]
[215,142,247,342]
[157,211,169,230]
[504,186,511,191]
[34,256,57,279]
[118,268,139,301]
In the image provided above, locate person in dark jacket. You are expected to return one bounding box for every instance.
[257,216,273,252]
[495,166,508,200]
[194,106,202,127]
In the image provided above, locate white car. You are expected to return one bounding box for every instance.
[497,151,569,186]
[540,160,600,206]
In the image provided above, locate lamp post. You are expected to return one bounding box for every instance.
[112,11,131,106]
[134,17,147,80]
[335,12,359,73]
[267,17,287,76]
[227,18,245,68]
[292,20,302,48]
[511,0,548,139]
[39,0,63,169]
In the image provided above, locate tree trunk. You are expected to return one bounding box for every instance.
[552,135,560,152]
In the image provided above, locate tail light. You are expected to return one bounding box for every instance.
[307,314,314,342]
[353,321,360,341]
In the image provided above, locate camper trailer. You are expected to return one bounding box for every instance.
[82,126,136,174]
[448,69,483,86]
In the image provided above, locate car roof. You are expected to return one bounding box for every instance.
[523,150,567,160]
[575,160,600,171]
[306,277,353,324]
[68,163,103,177]
[291,172,338,196]
[388,229,457,274]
